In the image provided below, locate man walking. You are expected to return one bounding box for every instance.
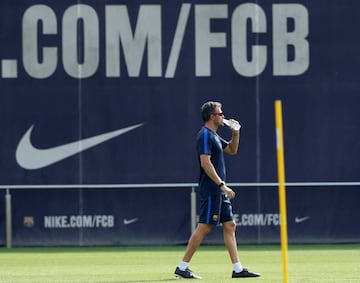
[174,101,260,279]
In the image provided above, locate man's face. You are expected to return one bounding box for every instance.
[212,107,224,126]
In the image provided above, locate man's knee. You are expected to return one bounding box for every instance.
[197,223,212,235]
[223,220,236,232]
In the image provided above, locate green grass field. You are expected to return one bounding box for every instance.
[0,244,359,283]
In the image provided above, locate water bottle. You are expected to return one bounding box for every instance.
[223,118,241,131]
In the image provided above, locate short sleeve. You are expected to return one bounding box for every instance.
[197,128,212,155]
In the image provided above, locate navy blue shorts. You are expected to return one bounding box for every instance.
[199,194,234,225]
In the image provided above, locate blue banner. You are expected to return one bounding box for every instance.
[10,188,191,246]
[0,0,359,185]
[4,186,360,246]
[1,0,360,246]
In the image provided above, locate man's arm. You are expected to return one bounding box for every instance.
[224,130,240,155]
[199,154,235,199]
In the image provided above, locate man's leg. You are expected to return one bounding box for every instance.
[174,223,212,279]
[182,223,212,262]
[223,220,261,278]
[222,220,240,264]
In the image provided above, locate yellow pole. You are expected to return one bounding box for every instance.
[275,100,289,283]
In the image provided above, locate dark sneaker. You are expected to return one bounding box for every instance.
[232,268,261,278]
[175,267,202,279]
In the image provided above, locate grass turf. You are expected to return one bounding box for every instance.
[0,244,359,283]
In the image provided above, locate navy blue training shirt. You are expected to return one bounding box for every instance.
[196,126,228,198]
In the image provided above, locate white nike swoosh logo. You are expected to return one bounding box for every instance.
[295,216,310,223]
[123,218,139,225]
[16,123,144,170]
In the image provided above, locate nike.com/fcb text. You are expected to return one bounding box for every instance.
[5,3,309,80]
[234,213,280,227]
[44,215,114,228]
